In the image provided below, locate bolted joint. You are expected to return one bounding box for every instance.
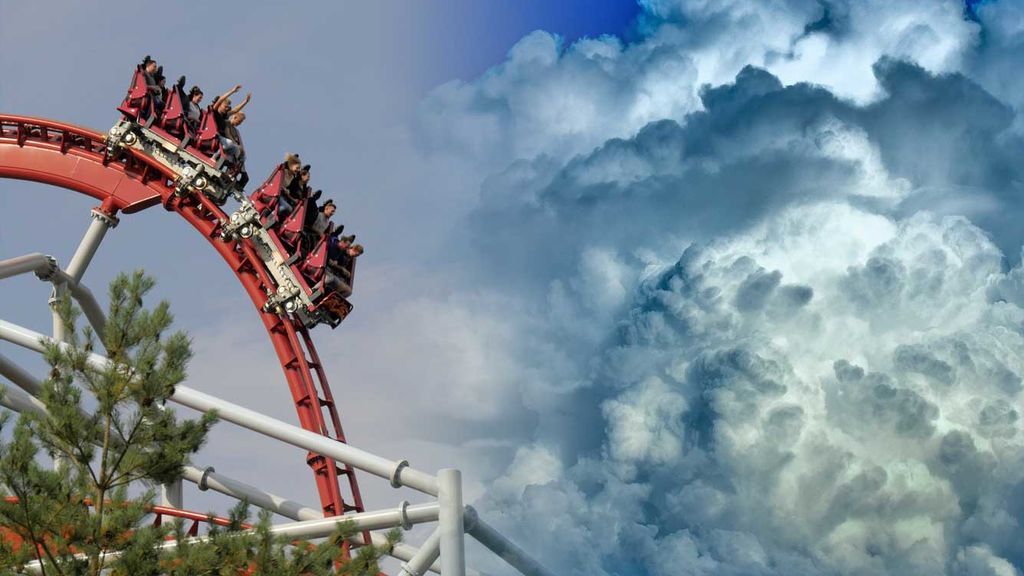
[390,459,410,489]
[34,256,59,283]
[90,207,119,229]
[198,466,216,491]
[398,500,413,530]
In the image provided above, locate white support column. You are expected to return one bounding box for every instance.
[438,469,466,576]
[65,209,118,283]
[50,284,67,342]
[160,480,183,509]
[50,268,107,337]
[400,528,442,576]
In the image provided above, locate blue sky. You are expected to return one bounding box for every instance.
[8,2,1024,575]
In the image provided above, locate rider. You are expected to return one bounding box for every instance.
[141,56,164,113]
[185,85,204,130]
[309,198,336,237]
[278,153,303,218]
[326,243,363,297]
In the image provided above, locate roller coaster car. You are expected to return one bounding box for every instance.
[224,186,352,329]
[263,224,353,329]
[110,72,241,205]
[296,236,354,328]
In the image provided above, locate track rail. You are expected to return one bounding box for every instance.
[0,114,362,521]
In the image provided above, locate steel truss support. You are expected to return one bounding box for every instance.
[1,339,457,574]
[1,321,553,576]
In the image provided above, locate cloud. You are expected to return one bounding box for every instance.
[391,2,1024,574]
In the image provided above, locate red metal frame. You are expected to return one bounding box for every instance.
[1,496,250,556]
[0,115,364,524]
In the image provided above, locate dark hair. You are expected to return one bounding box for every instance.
[189,86,203,97]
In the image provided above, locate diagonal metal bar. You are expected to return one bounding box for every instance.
[0,352,44,397]
[1,253,107,337]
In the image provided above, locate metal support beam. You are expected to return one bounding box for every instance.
[438,469,466,576]
[269,502,440,539]
[169,385,440,496]
[464,506,554,576]
[400,527,442,576]
[0,378,47,416]
[50,267,107,337]
[21,502,442,575]
[178,465,454,574]
[65,209,117,283]
[0,352,43,397]
[182,465,323,521]
[0,253,51,280]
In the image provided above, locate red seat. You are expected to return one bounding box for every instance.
[192,106,222,158]
[117,66,155,124]
[158,84,190,141]
[278,196,309,250]
[249,164,286,218]
[299,225,332,284]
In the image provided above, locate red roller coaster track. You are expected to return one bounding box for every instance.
[0,114,365,522]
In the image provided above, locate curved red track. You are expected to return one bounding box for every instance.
[0,115,365,521]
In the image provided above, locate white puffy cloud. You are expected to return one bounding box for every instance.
[416,0,979,176]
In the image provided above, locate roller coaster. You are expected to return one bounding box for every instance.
[0,64,552,576]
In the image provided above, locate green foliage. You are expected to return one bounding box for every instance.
[0,271,393,575]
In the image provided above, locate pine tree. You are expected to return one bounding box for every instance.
[0,271,396,575]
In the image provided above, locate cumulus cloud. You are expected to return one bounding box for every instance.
[394,1,1024,574]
